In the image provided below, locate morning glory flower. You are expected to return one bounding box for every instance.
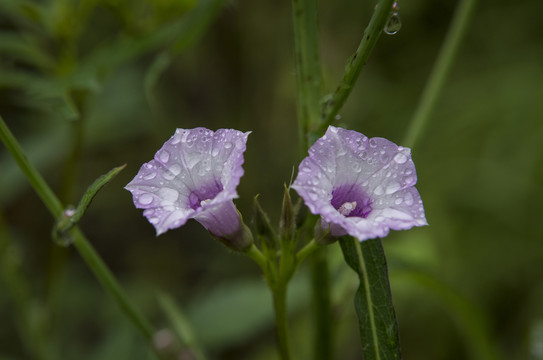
[125,128,252,250]
[292,126,427,242]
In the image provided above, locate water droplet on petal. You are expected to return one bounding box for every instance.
[394,152,408,164]
[369,139,377,148]
[159,150,170,163]
[385,181,401,194]
[374,185,384,195]
[139,193,153,205]
[384,12,401,35]
[224,142,232,149]
[143,172,156,180]
[169,164,181,176]
[211,148,219,157]
[394,197,403,205]
[352,162,361,172]
[171,131,181,144]
[162,171,175,180]
[404,192,414,205]
[302,166,311,172]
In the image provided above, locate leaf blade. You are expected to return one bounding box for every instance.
[339,237,402,360]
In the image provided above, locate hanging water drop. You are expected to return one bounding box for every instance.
[384,2,402,35]
[384,12,402,35]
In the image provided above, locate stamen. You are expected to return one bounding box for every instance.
[338,201,357,216]
[200,198,212,206]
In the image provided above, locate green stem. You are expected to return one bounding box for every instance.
[295,238,319,266]
[403,0,478,148]
[321,0,395,128]
[310,248,332,360]
[244,243,268,271]
[272,281,292,360]
[292,0,323,153]
[0,116,63,217]
[0,114,161,358]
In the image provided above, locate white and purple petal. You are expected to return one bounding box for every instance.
[126,128,250,237]
[292,126,427,242]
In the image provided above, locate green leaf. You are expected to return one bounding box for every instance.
[339,237,402,360]
[52,164,126,245]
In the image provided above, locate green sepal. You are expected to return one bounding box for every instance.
[279,184,295,243]
[252,194,278,253]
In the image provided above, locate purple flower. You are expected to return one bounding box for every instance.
[292,126,427,242]
[125,128,252,249]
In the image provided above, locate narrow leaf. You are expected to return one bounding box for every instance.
[53,164,126,245]
[339,237,402,360]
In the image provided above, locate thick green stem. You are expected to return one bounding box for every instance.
[0,114,161,358]
[403,0,478,148]
[273,281,292,360]
[292,0,323,153]
[321,0,395,128]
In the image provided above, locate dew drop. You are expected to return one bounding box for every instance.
[404,192,414,206]
[171,131,181,144]
[143,172,157,180]
[369,139,377,148]
[162,171,175,180]
[394,152,408,164]
[352,162,361,172]
[169,164,181,176]
[224,142,232,149]
[384,12,401,35]
[302,166,312,172]
[159,150,170,163]
[309,192,318,201]
[330,127,338,133]
[211,148,219,157]
[374,185,384,195]
[139,193,153,205]
[394,197,403,205]
[385,181,401,194]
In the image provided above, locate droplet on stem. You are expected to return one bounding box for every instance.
[384,12,402,35]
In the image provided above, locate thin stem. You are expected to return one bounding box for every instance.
[272,281,292,360]
[403,0,478,148]
[244,243,268,271]
[310,248,332,360]
[0,116,63,217]
[0,114,162,358]
[292,0,323,154]
[295,238,319,266]
[321,0,396,128]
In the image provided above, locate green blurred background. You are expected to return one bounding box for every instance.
[1,0,542,359]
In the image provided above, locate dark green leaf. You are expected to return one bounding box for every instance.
[339,237,402,360]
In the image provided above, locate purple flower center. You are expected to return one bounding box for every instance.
[188,180,224,210]
[330,184,372,218]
